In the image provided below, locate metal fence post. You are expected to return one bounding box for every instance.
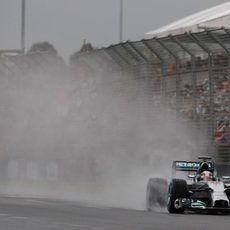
[188,32,214,145]
[154,37,180,116]
[142,40,166,96]
[169,35,197,119]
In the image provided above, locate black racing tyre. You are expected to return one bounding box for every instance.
[146,178,168,211]
[167,179,188,214]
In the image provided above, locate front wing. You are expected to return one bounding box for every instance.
[175,198,230,213]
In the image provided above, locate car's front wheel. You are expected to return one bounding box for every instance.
[167,179,188,214]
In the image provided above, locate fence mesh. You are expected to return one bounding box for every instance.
[70,28,230,164]
[0,28,230,164]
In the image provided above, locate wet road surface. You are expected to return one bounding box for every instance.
[0,196,229,230]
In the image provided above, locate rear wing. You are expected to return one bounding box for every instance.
[172,161,214,178]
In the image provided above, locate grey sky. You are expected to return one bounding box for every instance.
[0,0,229,60]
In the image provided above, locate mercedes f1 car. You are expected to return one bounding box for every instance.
[146,156,230,213]
[167,156,230,213]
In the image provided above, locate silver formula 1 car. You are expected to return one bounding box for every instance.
[167,156,230,214]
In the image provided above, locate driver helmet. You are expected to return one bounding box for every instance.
[200,171,213,181]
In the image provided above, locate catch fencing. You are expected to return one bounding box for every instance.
[70,28,230,163]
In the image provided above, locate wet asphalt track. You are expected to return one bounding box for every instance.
[0,196,230,230]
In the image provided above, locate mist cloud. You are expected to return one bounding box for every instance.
[0,53,207,210]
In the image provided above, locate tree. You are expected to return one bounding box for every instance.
[79,41,94,53]
[27,41,58,55]
[70,40,95,62]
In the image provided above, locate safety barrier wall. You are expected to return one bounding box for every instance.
[70,28,230,164]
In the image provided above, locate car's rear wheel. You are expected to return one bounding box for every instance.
[167,179,188,214]
[146,178,168,211]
